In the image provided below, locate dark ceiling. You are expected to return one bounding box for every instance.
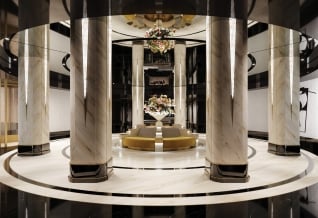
[0,0,318,39]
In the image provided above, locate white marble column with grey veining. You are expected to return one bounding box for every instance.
[205,16,248,182]
[18,25,50,155]
[174,41,187,128]
[69,17,112,182]
[132,41,144,128]
[268,25,300,155]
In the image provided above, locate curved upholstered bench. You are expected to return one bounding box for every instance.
[163,136,196,151]
[121,126,197,152]
[122,137,155,151]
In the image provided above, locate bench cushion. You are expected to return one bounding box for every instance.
[138,127,156,138]
[161,127,180,138]
[122,137,155,151]
[163,137,196,151]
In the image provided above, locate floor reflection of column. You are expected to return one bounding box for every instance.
[268,192,300,218]
[132,206,144,218]
[18,191,49,218]
[206,202,248,218]
[70,201,112,218]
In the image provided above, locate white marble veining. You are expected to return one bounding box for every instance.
[1,137,318,206]
[18,25,50,146]
[268,25,300,146]
[70,17,112,165]
[132,41,144,127]
[206,17,248,165]
[174,41,187,128]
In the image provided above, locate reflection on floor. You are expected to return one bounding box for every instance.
[1,183,318,218]
[1,136,318,217]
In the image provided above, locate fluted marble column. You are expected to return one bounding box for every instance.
[69,17,112,182]
[205,16,249,182]
[132,41,144,128]
[174,41,186,128]
[268,25,300,156]
[18,25,50,155]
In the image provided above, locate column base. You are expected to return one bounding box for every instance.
[205,159,249,183]
[18,143,50,156]
[69,158,113,183]
[268,143,300,156]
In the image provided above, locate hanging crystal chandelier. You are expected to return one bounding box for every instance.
[145,20,175,54]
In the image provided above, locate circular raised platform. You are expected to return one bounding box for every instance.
[1,136,318,206]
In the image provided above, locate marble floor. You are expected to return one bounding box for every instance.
[1,135,318,209]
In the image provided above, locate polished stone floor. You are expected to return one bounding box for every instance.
[1,135,318,217]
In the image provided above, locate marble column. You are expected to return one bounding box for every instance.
[174,41,187,128]
[268,25,300,156]
[205,16,249,182]
[132,41,144,128]
[18,25,50,155]
[69,17,112,182]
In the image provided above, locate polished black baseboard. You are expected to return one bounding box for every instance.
[301,138,318,155]
[18,143,50,156]
[69,159,113,183]
[268,143,300,156]
[50,131,70,140]
[248,131,318,155]
[205,160,249,183]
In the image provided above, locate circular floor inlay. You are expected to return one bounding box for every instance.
[1,137,318,206]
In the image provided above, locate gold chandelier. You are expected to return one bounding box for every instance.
[123,14,196,54]
[145,19,175,54]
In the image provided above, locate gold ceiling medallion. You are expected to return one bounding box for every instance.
[124,14,195,29]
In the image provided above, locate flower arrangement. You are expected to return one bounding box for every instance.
[144,94,174,114]
[145,27,175,54]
